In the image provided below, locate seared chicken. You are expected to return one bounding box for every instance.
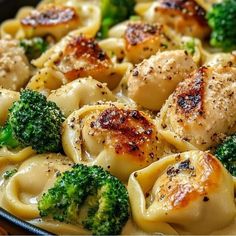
[127,50,197,110]
[159,65,236,150]
[53,35,126,89]
[55,36,112,80]
[124,22,180,64]
[144,0,210,39]
[21,4,79,40]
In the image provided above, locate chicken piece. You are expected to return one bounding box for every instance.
[0,38,30,91]
[144,0,210,39]
[55,36,112,80]
[159,66,236,150]
[127,50,197,110]
[53,35,125,89]
[20,4,79,40]
[203,52,236,67]
[124,22,179,64]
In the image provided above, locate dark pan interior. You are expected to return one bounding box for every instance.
[0,0,39,22]
[0,207,53,235]
[0,0,54,234]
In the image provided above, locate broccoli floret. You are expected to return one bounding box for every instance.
[207,0,236,51]
[183,38,196,55]
[38,164,130,235]
[20,37,48,60]
[0,89,65,153]
[3,168,17,180]
[214,134,236,176]
[98,0,135,38]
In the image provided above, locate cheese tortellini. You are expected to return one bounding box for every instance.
[0,0,236,234]
[203,52,236,67]
[20,4,80,40]
[1,0,101,40]
[127,50,197,110]
[128,150,236,234]
[0,89,19,125]
[62,103,175,181]
[159,65,236,150]
[26,67,67,96]
[1,153,73,219]
[48,77,116,117]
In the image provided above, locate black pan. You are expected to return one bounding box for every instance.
[0,1,54,233]
[0,207,53,235]
[0,0,39,22]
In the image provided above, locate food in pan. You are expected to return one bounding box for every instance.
[0,0,236,235]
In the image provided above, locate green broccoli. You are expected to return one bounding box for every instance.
[3,168,17,180]
[214,134,236,176]
[38,164,130,235]
[98,0,136,38]
[0,89,65,153]
[207,0,236,51]
[183,38,196,55]
[20,37,48,60]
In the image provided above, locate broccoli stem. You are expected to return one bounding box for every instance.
[100,18,114,39]
[0,123,19,149]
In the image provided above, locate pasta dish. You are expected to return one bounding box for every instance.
[0,0,236,234]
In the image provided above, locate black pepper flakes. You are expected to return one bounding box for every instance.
[203,196,209,202]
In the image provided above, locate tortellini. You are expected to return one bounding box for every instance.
[0,38,30,91]
[1,153,73,219]
[62,103,175,181]
[194,0,221,11]
[159,66,236,150]
[0,89,19,125]
[26,67,67,96]
[32,35,130,89]
[127,50,197,110]
[0,147,35,164]
[1,0,101,40]
[203,52,236,67]
[20,4,80,40]
[0,0,235,234]
[48,77,116,117]
[139,0,210,39]
[128,150,236,234]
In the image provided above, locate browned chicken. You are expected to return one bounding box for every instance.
[147,0,210,39]
[124,22,179,64]
[21,4,79,40]
[127,50,196,110]
[159,65,236,150]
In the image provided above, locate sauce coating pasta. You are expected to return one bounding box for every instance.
[0,0,236,235]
